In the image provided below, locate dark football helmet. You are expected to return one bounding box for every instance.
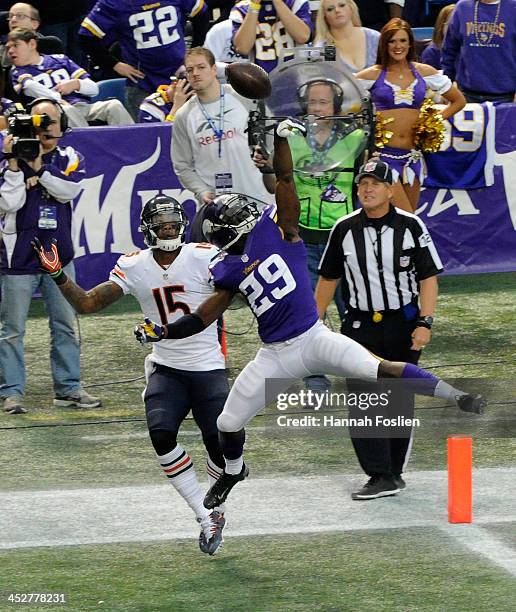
[140,195,187,252]
[201,193,262,254]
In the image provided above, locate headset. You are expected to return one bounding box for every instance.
[297,78,344,115]
[27,97,69,134]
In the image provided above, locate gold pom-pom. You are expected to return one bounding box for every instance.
[374,112,395,148]
[414,99,445,153]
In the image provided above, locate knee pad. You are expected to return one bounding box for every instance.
[149,428,177,456]
[217,411,246,433]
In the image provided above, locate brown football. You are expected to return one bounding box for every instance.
[225,62,272,100]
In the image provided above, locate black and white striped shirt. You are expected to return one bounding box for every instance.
[318,206,443,312]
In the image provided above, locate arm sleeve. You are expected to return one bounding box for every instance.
[13,74,62,101]
[38,147,85,203]
[0,168,26,212]
[171,106,212,197]
[318,222,346,279]
[411,219,444,280]
[441,12,461,82]
[423,71,452,95]
[77,77,99,97]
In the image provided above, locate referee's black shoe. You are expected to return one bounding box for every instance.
[456,394,486,415]
[204,464,249,509]
[351,475,400,500]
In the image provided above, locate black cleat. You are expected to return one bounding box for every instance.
[393,475,406,490]
[204,464,249,509]
[198,511,226,556]
[351,475,399,500]
[456,394,486,415]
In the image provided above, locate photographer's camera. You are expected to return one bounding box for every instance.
[6,108,52,161]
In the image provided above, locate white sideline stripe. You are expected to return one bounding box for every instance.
[0,467,514,576]
[439,525,516,576]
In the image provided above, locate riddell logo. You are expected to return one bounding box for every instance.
[198,128,236,146]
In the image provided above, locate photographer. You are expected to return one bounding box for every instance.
[0,98,100,414]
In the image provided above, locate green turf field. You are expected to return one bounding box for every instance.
[0,272,515,611]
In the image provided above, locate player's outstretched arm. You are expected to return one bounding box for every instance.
[273,128,301,243]
[135,288,235,344]
[32,237,123,313]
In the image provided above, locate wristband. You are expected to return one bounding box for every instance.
[166,113,176,122]
[50,269,68,286]
[164,313,206,339]
[250,2,261,10]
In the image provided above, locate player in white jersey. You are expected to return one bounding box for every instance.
[32,195,228,556]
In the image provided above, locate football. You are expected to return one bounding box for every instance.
[225,62,272,100]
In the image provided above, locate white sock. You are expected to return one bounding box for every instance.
[158,444,209,520]
[206,458,226,514]
[225,456,243,475]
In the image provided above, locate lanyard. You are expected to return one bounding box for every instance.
[197,85,225,158]
[307,123,338,165]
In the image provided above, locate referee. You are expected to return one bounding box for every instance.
[315,159,443,500]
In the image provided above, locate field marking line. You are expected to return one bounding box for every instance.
[1,466,515,579]
[438,524,516,576]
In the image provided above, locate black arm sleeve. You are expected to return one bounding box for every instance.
[79,34,119,72]
[164,313,207,339]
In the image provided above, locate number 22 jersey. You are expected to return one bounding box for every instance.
[210,205,319,343]
[109,243,225,371]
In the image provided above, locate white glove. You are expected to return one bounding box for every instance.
[276,118,307,138]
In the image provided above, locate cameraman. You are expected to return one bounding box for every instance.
[0,98,101,414]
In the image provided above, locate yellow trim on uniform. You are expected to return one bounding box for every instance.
[63,158,79,176]
[81,20,104,39]
[190,0,205,18]
[72,69,87,79]
[157,84,170,103]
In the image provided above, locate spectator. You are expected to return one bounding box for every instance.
[420,4,455,70]
[79,0,209,120]
[205,19,249,64]
[442,0,516,104]
[355,18,465,212]
[172,47,274,240]
[355,0,404,32]
[314,0,380,73]
[231,0,312,73]
[7,28,133,126]
[0,98,101,415]
[138,77,193,123]
[0,3,64,68]
[26,1,91,67]
[315,159,443,499]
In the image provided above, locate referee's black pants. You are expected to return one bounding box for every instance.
[341,309,421,478]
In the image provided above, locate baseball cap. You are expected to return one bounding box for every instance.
[355,159,393,185]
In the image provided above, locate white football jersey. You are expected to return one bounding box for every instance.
[109,244,225,371]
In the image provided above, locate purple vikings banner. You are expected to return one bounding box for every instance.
[65,105,516,290]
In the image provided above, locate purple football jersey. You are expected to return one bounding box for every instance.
[80,0,205,93]
[210,205,319,343]
[11,55,91,105]
[231,0,312,73]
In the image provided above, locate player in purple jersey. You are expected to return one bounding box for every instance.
[231,0,312,73]
[79,0,207,119]
[135,124,485,509]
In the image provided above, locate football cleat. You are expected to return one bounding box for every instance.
[203,464,249,509]
[198,511,226,556]
[456,394,486,415]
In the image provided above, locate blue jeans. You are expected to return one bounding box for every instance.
[0,263,81,398]
[304,242,346,392]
